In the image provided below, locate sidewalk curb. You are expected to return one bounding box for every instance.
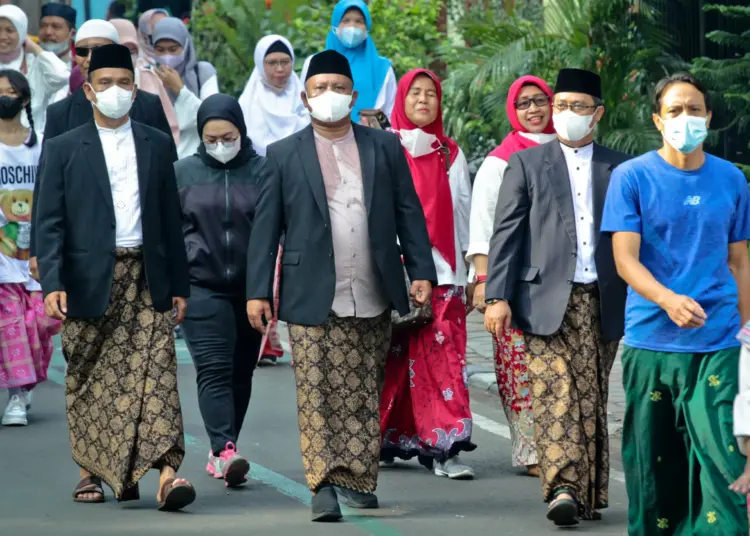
[466,364,498,396]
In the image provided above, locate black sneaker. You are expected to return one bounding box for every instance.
[311,485,342,522]
[335,487,379,509]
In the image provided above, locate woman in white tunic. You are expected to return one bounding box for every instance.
[0,5,69,133]
[300,0,396,123]
[152,17,219,159]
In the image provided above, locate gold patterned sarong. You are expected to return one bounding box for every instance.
[524,283,618,519]
[288,313,391,493]
[62,248,184,499]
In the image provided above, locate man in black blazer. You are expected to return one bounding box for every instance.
[484,69,630,527]
[246,50,436,522]
[35,45,194,511]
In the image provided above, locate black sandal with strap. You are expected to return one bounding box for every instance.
[158,478,196,512]
[72,476,105,504]
[546,489,579,526]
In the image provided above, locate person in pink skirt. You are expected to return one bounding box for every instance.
[0,69,62,425]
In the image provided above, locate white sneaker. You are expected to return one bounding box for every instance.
[434,456,474,480]
[2,395,28,426]
[9,387,31,409]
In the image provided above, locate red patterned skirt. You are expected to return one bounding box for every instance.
[258,246,285,361]
[380,285,476,466]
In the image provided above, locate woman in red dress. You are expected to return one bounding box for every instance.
[380,69,475,479]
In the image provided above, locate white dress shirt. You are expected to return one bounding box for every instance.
[97,120,143,247]
[173,74,220,159]
[560,142,597,283]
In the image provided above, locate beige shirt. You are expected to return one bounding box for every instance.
[314,128,389,318]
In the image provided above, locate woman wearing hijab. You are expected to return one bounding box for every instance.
[238,34,309,366]
[301,0,396,123]
[380,69,475,480]
[175,93,264,487]
[0,5,69,133]
[110,18,180,145]
[137,8,168,66]
[466,75,556,476]
[152,17,218,159]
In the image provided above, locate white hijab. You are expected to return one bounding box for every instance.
[0,5,27,69]
[238,35,309,156]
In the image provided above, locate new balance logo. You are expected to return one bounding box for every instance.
[683,196,701,206]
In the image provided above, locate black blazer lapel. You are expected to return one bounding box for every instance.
[296,125,330,224]
[132,122,151,202]
[352,123,375,213]
[544,141,577,247]
[81,121,114,216]
[592,144,614,247]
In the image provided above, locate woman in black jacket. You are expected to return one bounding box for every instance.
[175,93,264,488]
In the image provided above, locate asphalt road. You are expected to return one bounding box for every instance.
[0,339,629,536]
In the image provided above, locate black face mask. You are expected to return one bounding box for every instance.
[0,97,23,120]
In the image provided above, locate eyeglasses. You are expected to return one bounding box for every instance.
[553,102,599,114]
[75,45,104,58]
[514,95,550,110]
[265,59,292,69]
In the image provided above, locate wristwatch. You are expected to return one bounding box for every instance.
[485,298,508,306]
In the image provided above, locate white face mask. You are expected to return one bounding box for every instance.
[89,85,134,120]
[660,114,709,155]
[552,110,596,142]
[398,128,439,158]
[205,139,242,164]
[40,40,69,55]
[306,91,353,123]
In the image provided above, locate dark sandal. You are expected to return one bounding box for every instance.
[72,476,105,504]
[547,491,579,526]
[158,478,196,512]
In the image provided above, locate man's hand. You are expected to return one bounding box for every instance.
[29,256,39,281]
[23,38,41,56]
[155,66,184,94]
[172,297,186,325]
[472,281,486,313]
[44,291,67,320]
[409,280,432,306]
[247,299,272,334]
[660,292,706,328]
[484,300,511,339]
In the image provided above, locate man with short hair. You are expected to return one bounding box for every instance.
[35,43,193,510]
[484,68,630,526]
[603,72,750,536]
[246,49,436,522]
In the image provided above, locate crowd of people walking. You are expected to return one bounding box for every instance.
[0,1,749,534]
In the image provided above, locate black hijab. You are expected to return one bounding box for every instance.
[196,93,257,170]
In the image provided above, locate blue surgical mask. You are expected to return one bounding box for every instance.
[661,114,709,154]
[335,26,367,48]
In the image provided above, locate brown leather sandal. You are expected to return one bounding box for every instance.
[158,478,196,512]
[72,476,105,504]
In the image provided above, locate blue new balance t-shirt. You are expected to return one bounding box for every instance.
[601,150,750,353]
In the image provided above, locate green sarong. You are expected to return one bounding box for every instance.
[621,345,747,536]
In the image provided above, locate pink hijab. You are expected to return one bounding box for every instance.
[110,18,179,145]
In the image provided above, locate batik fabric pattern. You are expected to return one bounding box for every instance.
[0,283,61,389]
[62,248,185,500]
[288,312,391,492]
[494,328,537,467]
[524,283,618,519]
[380,285,476,467]
[621,345,747,536]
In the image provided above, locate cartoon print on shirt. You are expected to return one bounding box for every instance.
[0,189,33,260]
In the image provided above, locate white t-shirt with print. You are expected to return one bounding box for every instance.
[0,135,42,291]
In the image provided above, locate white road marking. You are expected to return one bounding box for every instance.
[472,411,626,483]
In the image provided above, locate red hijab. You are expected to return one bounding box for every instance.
[489,75,555,162]
[391,69,459,272]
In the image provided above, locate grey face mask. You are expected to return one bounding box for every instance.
[40,40,69,55]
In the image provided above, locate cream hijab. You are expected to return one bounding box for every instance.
[237,35,309,157]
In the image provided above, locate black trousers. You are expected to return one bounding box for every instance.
[181,285,261,454]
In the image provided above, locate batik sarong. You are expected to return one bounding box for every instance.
[0,283,61,389]
[380,285,475,467]
[621,345,747,536]
[525,283,618,519]
[288,312,391,493]
[494,328,537,467]
[62,248,185,499]
[258,246,285,360]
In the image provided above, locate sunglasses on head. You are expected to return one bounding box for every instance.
[74,45,104,58]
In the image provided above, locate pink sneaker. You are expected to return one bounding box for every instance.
[207,442,249,488]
